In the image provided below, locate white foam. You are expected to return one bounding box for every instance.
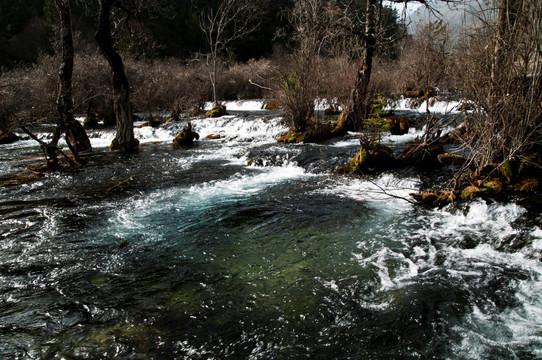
[532,227,542,250]
[355,247,419,290]
[204,100,267,111]
[112,163,314,235]
[135,126,176,144]
[422,200,525,245]
[192,116,287,144]
[316,174,420,207]
[387,97,463,113]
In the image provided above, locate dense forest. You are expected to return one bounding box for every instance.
[0,0,541,202]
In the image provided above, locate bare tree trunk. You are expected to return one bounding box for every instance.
[95,0,138,152]
[212,54,218,106]
[349,0,378,130]
[48,0,92,167]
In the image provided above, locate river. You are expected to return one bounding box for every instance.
[1,100,541,359]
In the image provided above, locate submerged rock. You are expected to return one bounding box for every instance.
[411,190,457,206]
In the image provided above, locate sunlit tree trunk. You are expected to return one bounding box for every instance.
[95,0,138,152]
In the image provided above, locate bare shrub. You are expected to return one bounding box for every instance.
[455,0,542,176]
[0,54,59,129]
[71,49,111,118]
[218,58,274,100]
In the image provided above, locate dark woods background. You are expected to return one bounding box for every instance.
[0,0,404,67]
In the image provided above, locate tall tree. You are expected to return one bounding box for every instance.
[349,0,378,129]
[344,0,459,129]
[95,0,138,152]
[44,0,92,168]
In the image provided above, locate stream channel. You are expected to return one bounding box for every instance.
[1,100,541,359]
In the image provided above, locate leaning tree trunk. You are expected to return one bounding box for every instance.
[349,0,377,130]
[95,0,138,152]
[47,0,92,168]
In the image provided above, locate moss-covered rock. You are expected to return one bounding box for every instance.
[174,129,200,147]
[481,179,504,193]
[338,143,395,174]
[278,131,303,143]
[500,158,519,183]
[205,104,228,118]
[136,117,163,128]
[411,190,456,206]
[0,130,19,144]
[461,185,481,200]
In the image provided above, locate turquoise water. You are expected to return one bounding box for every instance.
[1,108,541,359]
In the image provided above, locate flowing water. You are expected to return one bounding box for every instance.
[1,101,541,359]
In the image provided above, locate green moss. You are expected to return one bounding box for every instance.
[287,132,298,143]
[501,158,518,182]
[205,105,228,118]
[173,129,199,146]
[482,180,503,193]
[461,186,481,200]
